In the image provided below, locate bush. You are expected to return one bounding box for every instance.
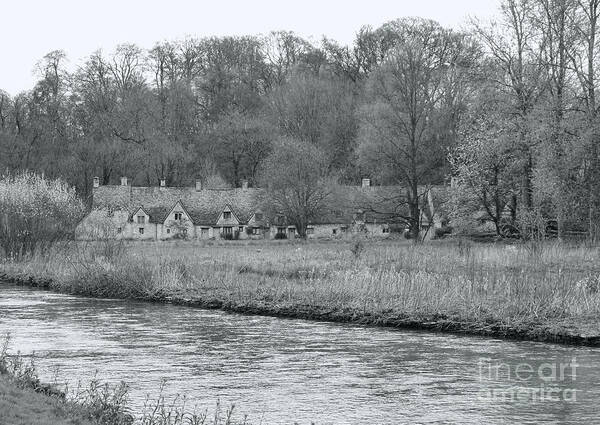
[434,226,452,239]
[0,172,85,259]
[350,239,365,258]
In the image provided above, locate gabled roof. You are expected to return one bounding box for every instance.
[94,186,265,225]
[163,201,194,224]
[216,204,241,224]
[93,183,448,227]
[130,206,170,224]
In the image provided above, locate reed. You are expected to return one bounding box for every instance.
[3,238,600,334]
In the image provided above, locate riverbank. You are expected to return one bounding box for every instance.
[0,333,130,425]
[2,239,600,346]
[0,374,94,425]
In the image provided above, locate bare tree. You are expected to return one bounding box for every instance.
[567,0,600,238]
[359,18,476,239]
[472,0,547,213]
[260,138,331,238]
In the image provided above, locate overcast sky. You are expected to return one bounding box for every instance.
[0,0,499,95]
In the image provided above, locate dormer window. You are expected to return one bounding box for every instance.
[174,212,183,221]
[223,211,232,220]
[255,212,263,221]
[137,215,145,224]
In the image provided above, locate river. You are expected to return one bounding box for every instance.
[0,285,598,424]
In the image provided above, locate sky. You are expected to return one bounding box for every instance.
[0,0,499,95]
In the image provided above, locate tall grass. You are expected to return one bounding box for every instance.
[3,239,600,328]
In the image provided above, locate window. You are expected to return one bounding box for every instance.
[223,226,233,235]
[332,229,338,235]
[201,228,209,236]
[223,211,232,220]
[382,226,390,234]
[239,226,244,233]
[252,227,260,235]
[166,228,171,234]
[277,227,286,234]
[255,212,263,221]
[174,212,182,221]
[107,207,114,218]
[341,225,348,233]
[116,227,122,233]
[306,227,314,235]
[139,227,145,235]
[137,215,145,224]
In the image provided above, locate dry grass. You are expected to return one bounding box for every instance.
[3,237,600,338]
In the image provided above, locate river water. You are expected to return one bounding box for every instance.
[0,285,599,424]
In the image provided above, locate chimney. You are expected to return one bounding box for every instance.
[160,178,166,187]
[241,179,249,190]
[361,178,371,188]
[195,180,202,191]
[120,176,128,186]
[93,176,100,188]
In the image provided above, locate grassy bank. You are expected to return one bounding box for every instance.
[0,374,94,425]
[2,238,600,345]
[0,334,247,425]
[0,334,129,425]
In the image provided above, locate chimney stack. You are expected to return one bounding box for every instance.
[195,180,202,191]
[361,178,371,188]
[241,179,249,190]
[93,176,100,188]
[160,178,166,187]
[121,176,128,186]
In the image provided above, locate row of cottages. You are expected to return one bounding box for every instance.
[75,177,447,241]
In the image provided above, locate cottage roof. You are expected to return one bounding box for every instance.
[94,186,265,225]
[316,185,446,225]
[129,206,170,224]
[93,183,447,226]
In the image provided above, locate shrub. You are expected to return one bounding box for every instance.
[350,239,365,258]
[0,172,85,259]
[434,226,453,239]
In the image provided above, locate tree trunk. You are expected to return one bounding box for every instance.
[409,185,420,240]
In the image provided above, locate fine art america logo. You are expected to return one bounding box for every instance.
[478,357,578,402]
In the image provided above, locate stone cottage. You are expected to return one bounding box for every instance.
[75,177,446,241]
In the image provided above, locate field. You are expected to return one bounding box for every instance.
[2,237,600,344]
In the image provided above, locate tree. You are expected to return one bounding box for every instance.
[261,31,312,87]
[472,0,548,214]
[211,111,273,187]
[568,0,600,238]
[449,105,518,236]
[359,18,477,239]
[269,69,359,178]
[260,138,331,238]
